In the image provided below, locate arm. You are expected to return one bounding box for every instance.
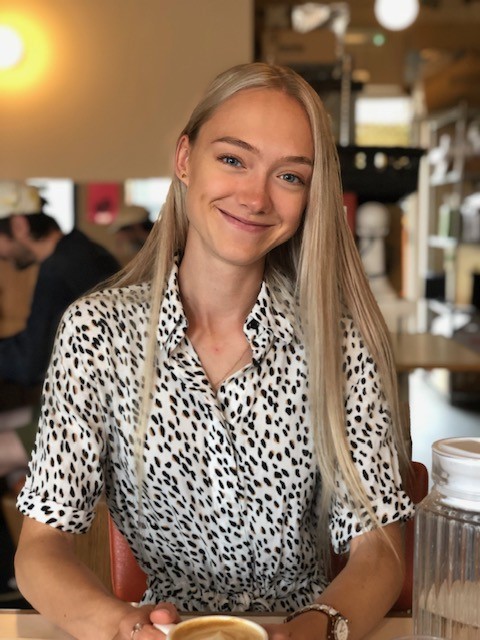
[15,516,146,640]
[13,305,178,639]
[265,521,404,640]
[0,271,68,385]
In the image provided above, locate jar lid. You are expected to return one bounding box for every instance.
[432,437,480,501]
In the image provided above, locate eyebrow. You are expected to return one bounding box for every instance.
[213,136,313,167]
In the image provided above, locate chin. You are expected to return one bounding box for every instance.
[212,243,270,267]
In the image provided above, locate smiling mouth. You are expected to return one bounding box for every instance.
[218,208,272,230]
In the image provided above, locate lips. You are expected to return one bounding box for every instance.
[218,207,272,231]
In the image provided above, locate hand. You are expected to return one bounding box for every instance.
[150,602,181,634]
[263,611,328,640]
[113,602,180,640]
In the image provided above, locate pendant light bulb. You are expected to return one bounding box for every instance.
[374,0,419,31]
[0,25,24,69]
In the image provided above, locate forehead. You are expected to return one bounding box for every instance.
[199,88,313,153]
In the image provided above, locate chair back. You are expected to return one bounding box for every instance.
[391,460,428,611]
[108,516,147,602]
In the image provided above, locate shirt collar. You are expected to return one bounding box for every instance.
[157,261,297,358]
[157,261,189,357]
[244,280,296,347]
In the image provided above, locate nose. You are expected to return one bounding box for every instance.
[238,173,271,215]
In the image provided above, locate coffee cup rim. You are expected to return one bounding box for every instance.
[167,614,268,639]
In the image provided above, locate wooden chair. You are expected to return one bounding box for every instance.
[108,461,429,609]
[108,515,147,601]
[392,460,428,611]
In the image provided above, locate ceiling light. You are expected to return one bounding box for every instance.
[291,3,332,33]
[0,25,24,69]
[374,0,419,31]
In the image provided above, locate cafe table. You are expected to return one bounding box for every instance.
[0,609,412,639]
[391,331,480,402]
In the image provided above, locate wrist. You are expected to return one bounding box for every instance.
[101,599,139,640]
[285,604,349,640]
[285,610,328,640]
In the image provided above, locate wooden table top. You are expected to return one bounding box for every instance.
[0,610,412,640]
[391,332,480,373]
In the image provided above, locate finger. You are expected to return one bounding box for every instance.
[117,605,155,639]
[150,602,181,624]
[133,624,167,640]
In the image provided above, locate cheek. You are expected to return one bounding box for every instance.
[0,238,12,259]
[185,170,233,214]
[283,195,307,229]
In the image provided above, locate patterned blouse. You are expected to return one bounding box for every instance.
[17,262,414,612]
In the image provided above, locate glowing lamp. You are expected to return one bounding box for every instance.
[0,25,24,69]
[374,0,419,31]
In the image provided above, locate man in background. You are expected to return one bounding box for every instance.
[0,180,119,604]
[0,181,119,386]
[109,203,153,265]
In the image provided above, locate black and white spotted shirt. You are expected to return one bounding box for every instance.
[17,262,414,612]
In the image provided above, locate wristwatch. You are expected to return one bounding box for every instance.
[284,603,349,640]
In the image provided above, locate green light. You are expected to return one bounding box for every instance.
[373,33,386,46]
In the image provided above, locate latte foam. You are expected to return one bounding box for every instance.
[171,616,265,640]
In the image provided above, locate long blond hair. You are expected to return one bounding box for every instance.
[104,62,408,558]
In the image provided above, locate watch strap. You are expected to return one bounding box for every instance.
[284,603,349,639]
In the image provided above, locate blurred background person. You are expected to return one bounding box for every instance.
[0,181,119,387]
[0,180,119,605]
[109,204,154,265]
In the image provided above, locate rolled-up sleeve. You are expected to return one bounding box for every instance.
[17,305,106,533]
[329,318,415,553]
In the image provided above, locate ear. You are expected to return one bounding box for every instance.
[175,135,191,186]
[10,215,30,240]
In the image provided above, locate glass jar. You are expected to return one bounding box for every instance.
[413,437,480,639]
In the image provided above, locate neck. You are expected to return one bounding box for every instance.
[178,247,264,335]
[32,230,64,263]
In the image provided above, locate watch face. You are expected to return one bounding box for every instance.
[334,618,349,640]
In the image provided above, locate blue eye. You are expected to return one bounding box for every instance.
[219,155,242,167]
[281,173,304,185]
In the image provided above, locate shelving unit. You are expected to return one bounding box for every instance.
[420,102,480,335]
[415,102,480,404]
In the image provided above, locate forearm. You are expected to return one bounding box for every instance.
[15,520,135,640]
[314,523,404,639]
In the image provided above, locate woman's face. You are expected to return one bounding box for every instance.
[176,87,314,270]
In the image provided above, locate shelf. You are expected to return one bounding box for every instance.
[430,171,462,186]
[427,298,475,316]
[338,145,425,203]
[428,235,458,249]
[427,104,480,130]
[427,299,453,315]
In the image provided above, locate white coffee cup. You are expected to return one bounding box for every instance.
[154,615,268,640]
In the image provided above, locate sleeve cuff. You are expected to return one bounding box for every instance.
[16,490,96,534]
[330,490,415,554]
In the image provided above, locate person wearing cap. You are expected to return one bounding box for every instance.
[110,204,154,265]
[0,181,119,387]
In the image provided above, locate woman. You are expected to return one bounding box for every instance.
[15,63,414,640]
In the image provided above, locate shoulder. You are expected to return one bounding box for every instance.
[51,283,151,368]
[340,314,364,349]
[339,314,380,381]
[61,282,151,330]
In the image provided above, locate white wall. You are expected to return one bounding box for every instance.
[0,0,253,180]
